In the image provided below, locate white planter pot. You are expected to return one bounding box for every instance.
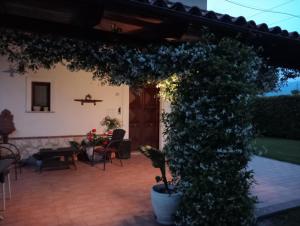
[86,146,103,162]
[151,184,181,225]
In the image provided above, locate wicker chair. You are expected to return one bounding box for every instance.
[92,129,125,170]
[0,143,21,180]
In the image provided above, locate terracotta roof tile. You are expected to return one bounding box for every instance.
[247,20,257,29]
[270,26,282,34]
[152,0,167,7]
[170,2,186,12]
[257,23,269,32]
[130,0,299,42]
[232,16,247,26]
[188,6,201,15]
[289,31,299,38]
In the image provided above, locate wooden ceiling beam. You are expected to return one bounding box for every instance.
[0,0,104,27]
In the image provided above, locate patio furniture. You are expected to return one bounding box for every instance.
[0,159,13,212]
[0,143,21,180]
[38,147,77,172]
[92,129,125,170]
[115,139,131,159]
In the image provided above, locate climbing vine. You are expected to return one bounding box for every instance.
[1,27,299,226]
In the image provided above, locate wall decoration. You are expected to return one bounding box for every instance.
[74,94,103,106]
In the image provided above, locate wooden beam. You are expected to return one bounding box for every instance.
[1,0,104,27]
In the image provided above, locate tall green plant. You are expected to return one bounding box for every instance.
[139,145,170,193]
[162,39,269,226]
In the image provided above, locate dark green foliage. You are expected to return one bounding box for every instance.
[138,145,170,193]
[252,96,300,139]
[291,89,300,95]
[69,141,81,151]
[162,38,262,226]
[253,137,300,165]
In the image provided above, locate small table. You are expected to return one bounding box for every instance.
[39,147,77,172]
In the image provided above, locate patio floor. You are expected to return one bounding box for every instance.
[250,156,300,217]
[1,154,160,226]
[1,154,300,225]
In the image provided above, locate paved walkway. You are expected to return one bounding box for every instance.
[250,156,300,217]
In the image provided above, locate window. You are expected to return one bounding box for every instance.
[31,82,51,112]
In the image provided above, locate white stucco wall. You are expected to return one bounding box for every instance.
[0,57,170,157]
[0,58,129,139]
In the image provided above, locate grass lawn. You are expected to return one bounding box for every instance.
[252,137,300,165]
[256,207,300,226]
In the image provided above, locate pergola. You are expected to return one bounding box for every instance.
[1,1,299,225]
[1,0,300,70]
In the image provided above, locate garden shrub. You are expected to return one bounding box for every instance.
[252,95,300,140]
[162,39,267,226]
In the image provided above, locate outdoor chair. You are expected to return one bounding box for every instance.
[92,129,125,170]
[0,159,13,212]
[0,143,21,180]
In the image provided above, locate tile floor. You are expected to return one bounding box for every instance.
[1,154,160,226]
[1,154,300,225]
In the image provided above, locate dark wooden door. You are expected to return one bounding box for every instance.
[129,87,159,151]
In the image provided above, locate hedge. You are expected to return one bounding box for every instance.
[252,95,300,140]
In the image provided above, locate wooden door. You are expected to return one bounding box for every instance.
[129,86,159,151]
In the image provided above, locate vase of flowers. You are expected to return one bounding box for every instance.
[84,128,108,161]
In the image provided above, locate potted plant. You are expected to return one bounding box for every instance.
[100,116,121,133]
[139,145,181,225]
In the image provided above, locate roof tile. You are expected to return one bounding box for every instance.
[247,20,257,28]
[170,2,186,12]
[269,26,282,34]
[131,0,299,41]
[257,23,269,32]
[152,0,167,7]
[289,31,299,38]
[203,11,217,19]
[188,6,201,15]
[281,30,289,37]
[232,16,247,26]
[136,0,150,3]
[219,14,232,23]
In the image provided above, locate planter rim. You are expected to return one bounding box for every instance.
[152,184,182,197]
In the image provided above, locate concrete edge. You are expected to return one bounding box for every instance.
[255,198,300,218]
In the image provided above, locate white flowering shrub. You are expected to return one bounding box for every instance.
[1,27,298,226]
[162,39,266,226]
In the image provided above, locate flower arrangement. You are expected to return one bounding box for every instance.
[87,128,97,142]
[85,128,108,146]
[100,116,121,132]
